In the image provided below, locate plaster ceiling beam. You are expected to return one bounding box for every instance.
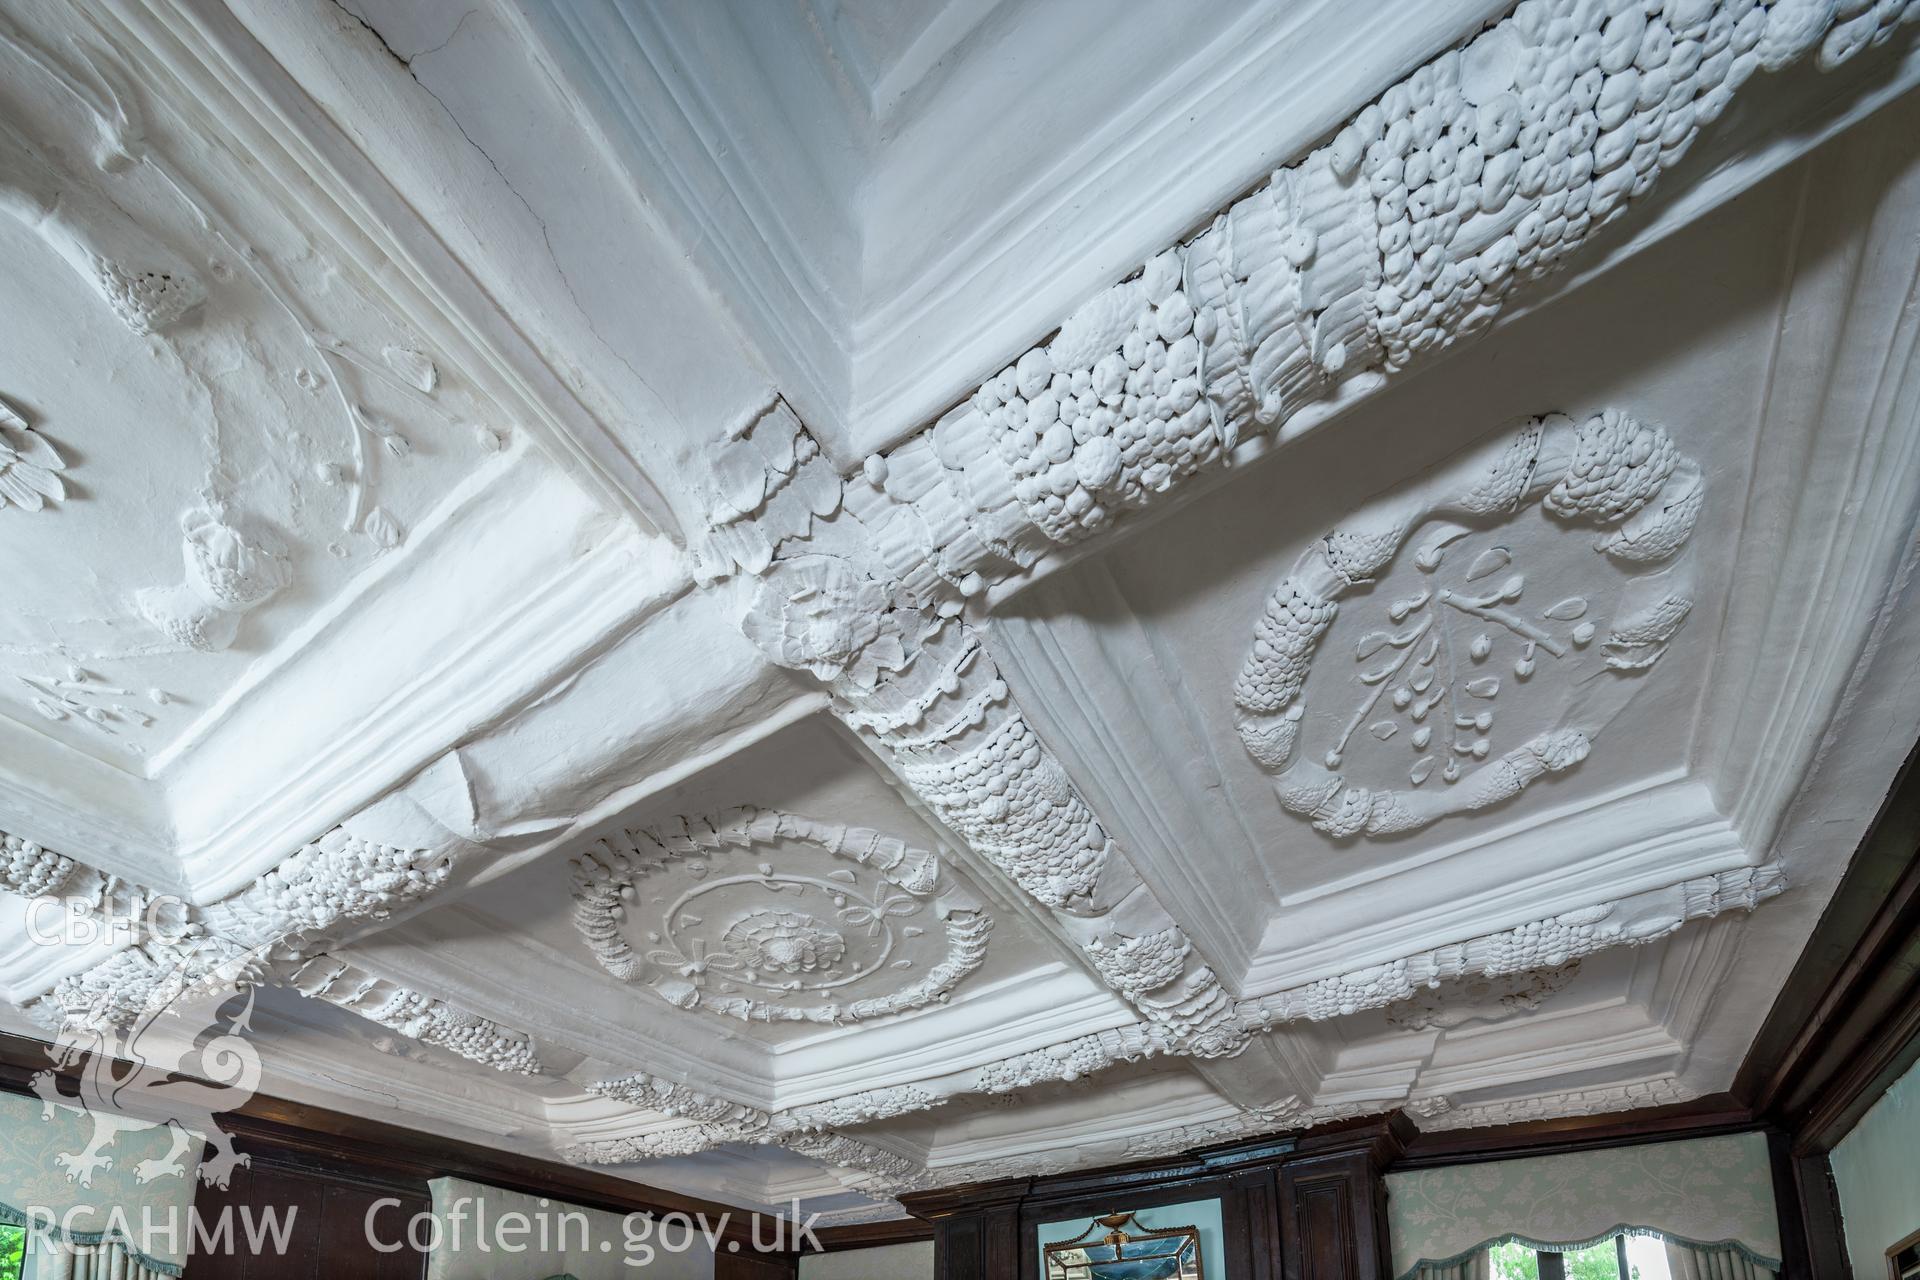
[826,0,1920,622]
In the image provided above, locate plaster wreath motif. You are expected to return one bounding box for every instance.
[569,807,992,1024]
[0,396,67,512]
[1233,410,1702,837]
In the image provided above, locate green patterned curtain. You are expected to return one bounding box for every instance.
[1385,1133,1782,1280]
[0,1092,199,1275]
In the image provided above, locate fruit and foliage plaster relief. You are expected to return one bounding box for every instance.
[0,2,508,753]
[3,803,542,1078]
[1233,410,1701,837]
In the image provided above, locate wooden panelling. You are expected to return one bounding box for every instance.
[718,1249,799,1280]
[1738,745,1920,1155]
[815,1216,936,1251]
[188,1156,428,1280]
[1278,1152,1392,1280]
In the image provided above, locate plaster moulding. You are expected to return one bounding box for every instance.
[0,0,625,839]
[569,807,994,1025]
[742,557,1246,1058]
[1414,1075,1697,1129]
[158,452,689,901]
[1251,864,1781,1023]
[3,772,553,1077]
[286,955,540,1075]
[1384,960,1583,1031]
[553,864,1779,1166]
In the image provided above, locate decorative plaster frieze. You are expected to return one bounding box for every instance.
[1385,960,1581,1031]
[703,0,1885,1123]
[200,825,450,954]
[286,955,541,1075]
[776,1132,930,1196]
[569,807,992,1024]
[564,1111,930,1195]
[0,828,78,898]
[1415,1076,1696,1130]
[6,816,500,1068]
[565,865,1774,1165]
[697,397,846,579]
[914,1098,1391,1189]
[574,1024,1163,1163]
[1255,864,1781,1022]
[710,0,1918,617]
[1234,410,1700,837]
[0,396,67,513]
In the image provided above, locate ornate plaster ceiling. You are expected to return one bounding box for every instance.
[4,0,1920,1228]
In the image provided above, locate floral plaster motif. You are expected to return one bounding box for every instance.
[702,0,1920,628]
[0,396,66,512]
[569,808,991,1024]
[741,555,908,687]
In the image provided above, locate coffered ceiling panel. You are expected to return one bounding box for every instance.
[987,150,1810,991]
[5,0,1920,1230]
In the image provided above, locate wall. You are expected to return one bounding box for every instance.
[1832,1059,1920,1280]
[799,1241,934,1279]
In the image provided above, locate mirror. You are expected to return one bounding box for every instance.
[1043,1212,1204,1280]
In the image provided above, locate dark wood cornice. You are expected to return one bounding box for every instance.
[896,1112,1410,1227]
[814,1216,936,1251]
[1735,741,1920,1153]
[899,1176,1030,1221]
[1394,1092,1759,1168]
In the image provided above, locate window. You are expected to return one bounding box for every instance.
[1888,1226,1920,1280]
[0,1222,24,1280]
[1491,1235,1673,1280]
